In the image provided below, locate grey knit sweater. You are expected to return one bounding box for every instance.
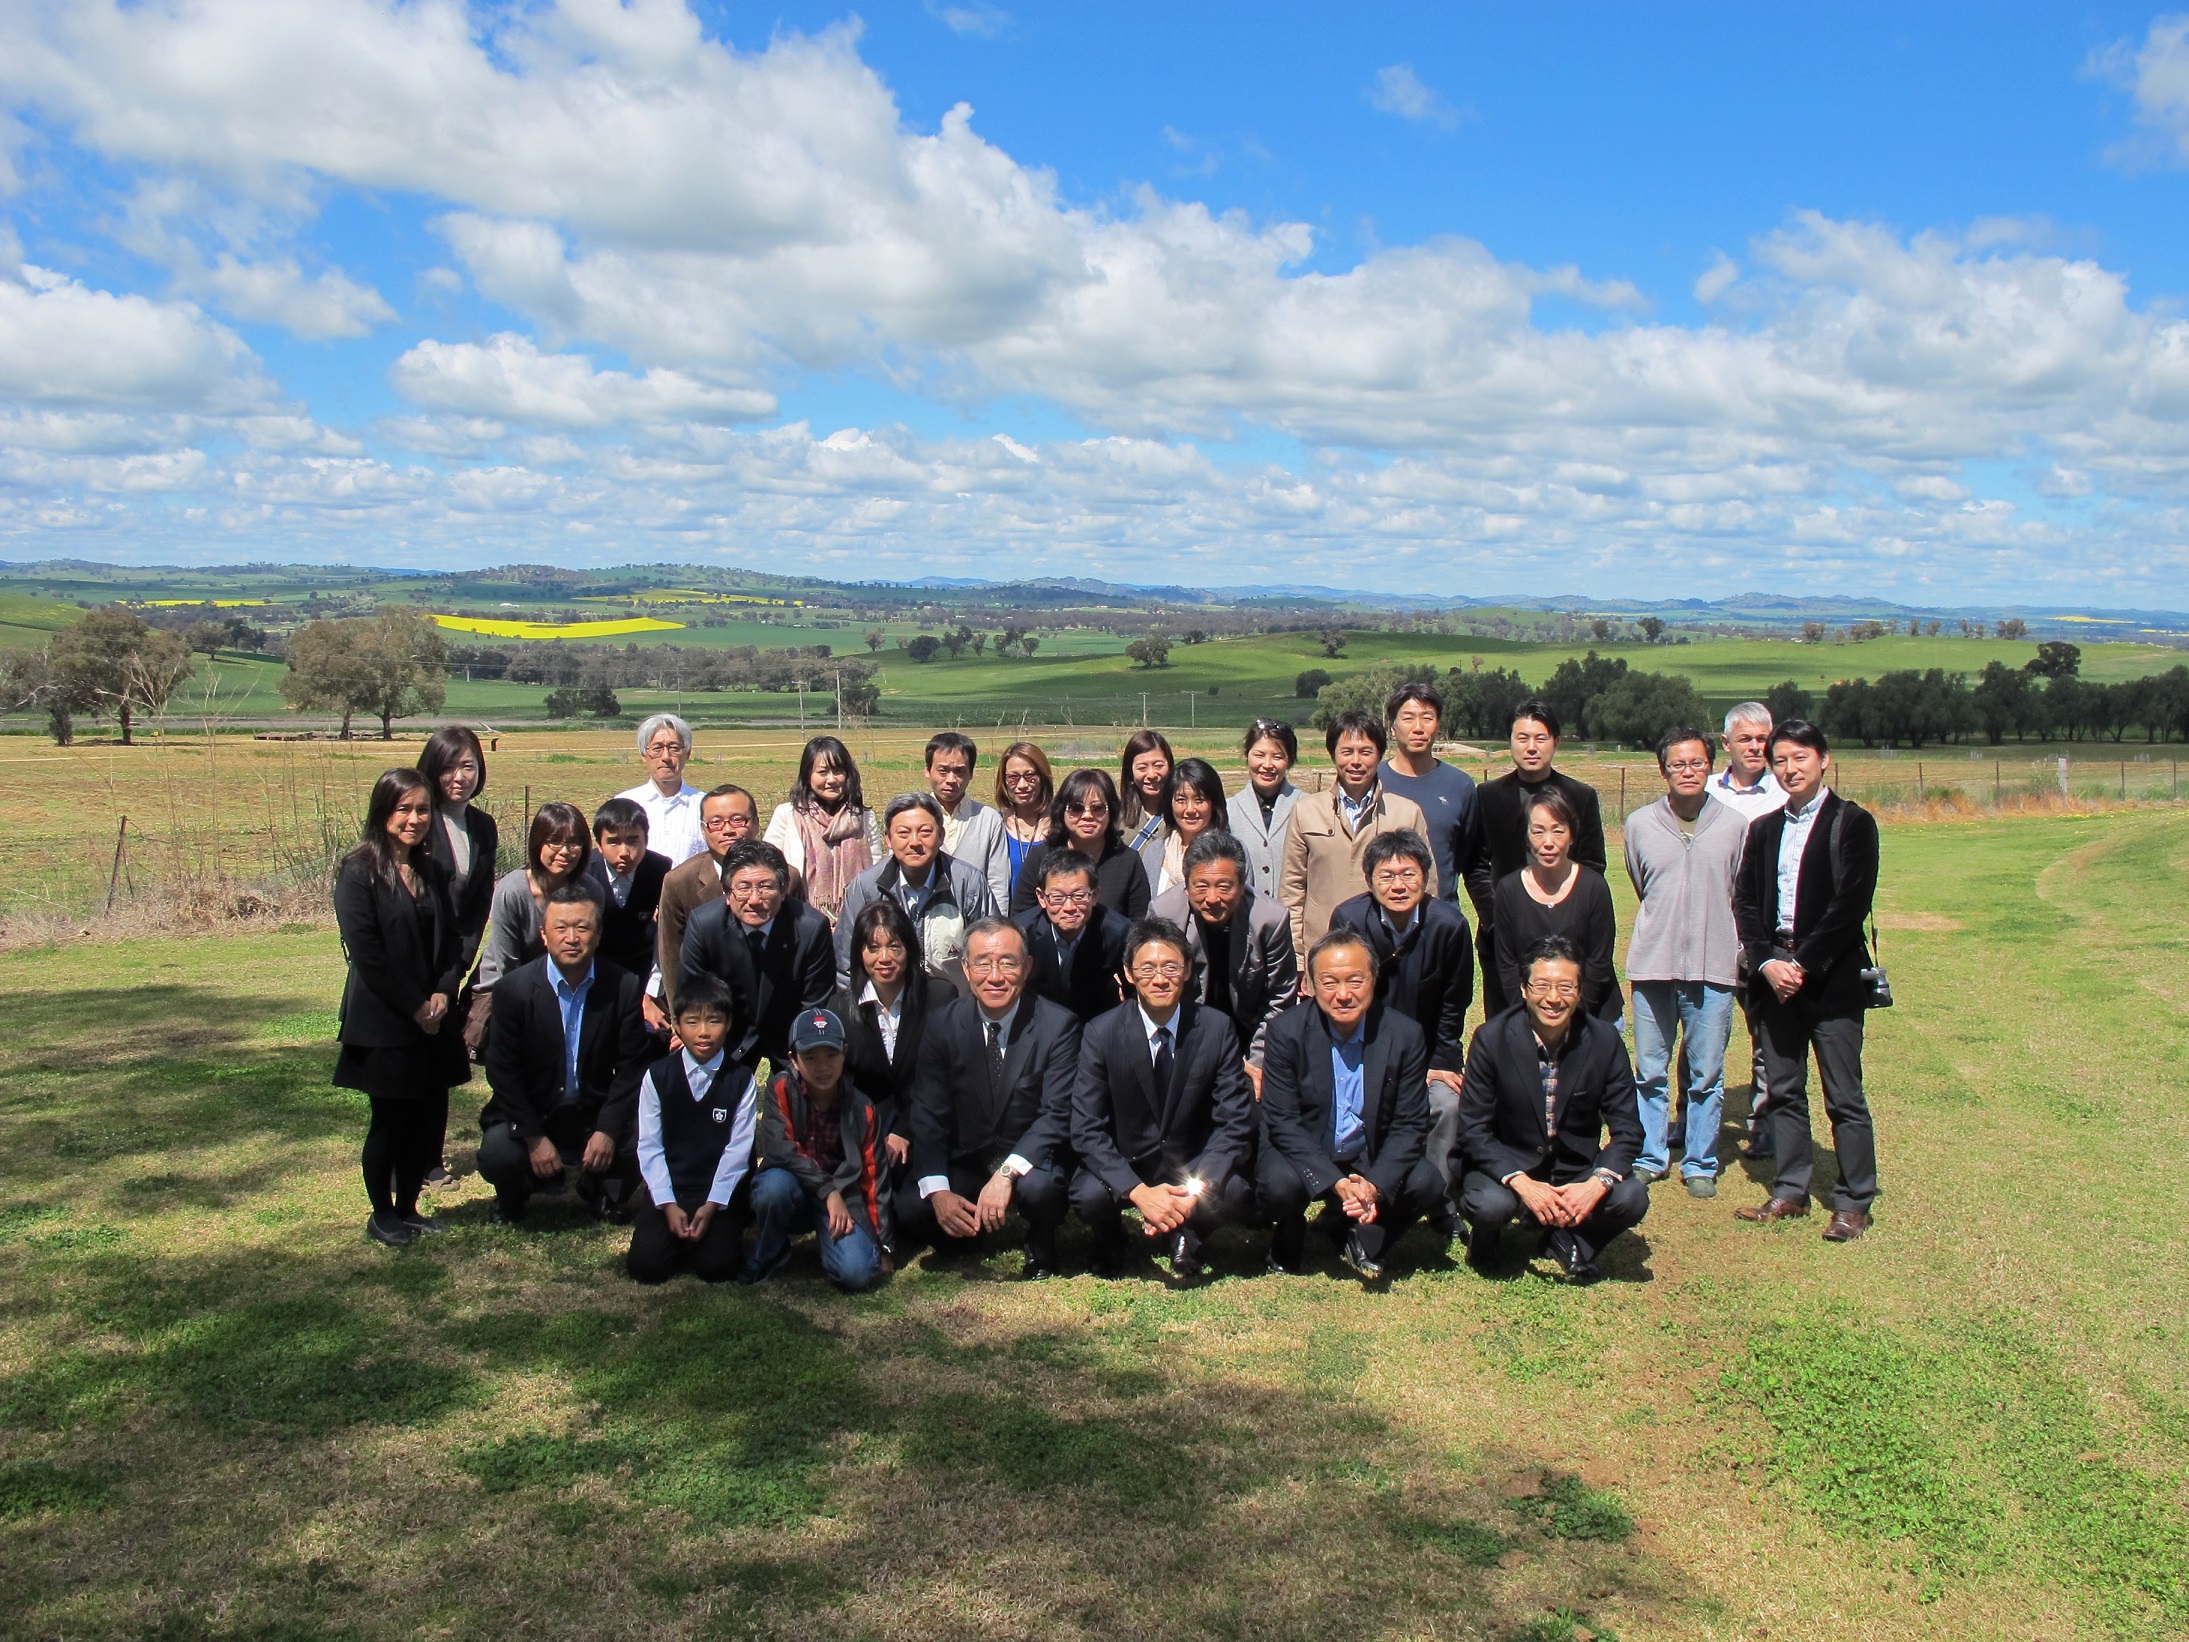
[1622,794,1747,987]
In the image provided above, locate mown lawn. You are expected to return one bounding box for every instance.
[1,811,2186,1640]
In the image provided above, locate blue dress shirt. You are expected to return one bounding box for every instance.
[550,959,595,1107]
[1330,1023,1367,1158]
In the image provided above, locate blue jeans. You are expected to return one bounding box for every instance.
[1630,981,1734,1179]
[746,1167,884,1290]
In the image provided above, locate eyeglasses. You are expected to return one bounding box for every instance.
[1523,981,1580,1001]
[703,815,750,833]
[1371,866,1423,885]
[1039,888,1096,907]
[644,740,684,756]
[1664,759,1712,774]
[1129,961,1187,980]
[966,955,1026,976]
[1003,770,1044,786]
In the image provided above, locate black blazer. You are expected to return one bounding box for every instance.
[1070,1000,1255,1199]
[1258,1002,1431,1206]
[427,805,499,965]
[1332,893,1474,1070]
[1455,1005,1641,1185]
[1463,770,1608,924]
[479,955,653,1143]
[908,990,1081,1180]
[1008,839,1151,921]
[1013,903,1132,1023]
[1491,868,1620,1020]
[334,852,468,1050]
[679,898,838,1068]
[1734,792,1878,1009]
[585,850,671,980]
[832,970,941,1140]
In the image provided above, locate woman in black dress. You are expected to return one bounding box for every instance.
[334,768,472,1246]
[420,726,498,976]
[1007,768,1151,920]
[831,897,935,1193]
[1492,785,1620,1022]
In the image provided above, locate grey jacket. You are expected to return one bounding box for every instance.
[1227,782,1299,902]
[1148,882,1299,1063]
[475,868,545,991]
[833,850,998,989]
[1622,794,1746,987]
[942,797,1013,912]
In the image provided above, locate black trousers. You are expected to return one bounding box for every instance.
[476,1112,638,1220]
[1256,1149,1446,1264]
[363,1090,448,1216]
[625,1178,751,1284]
[1069,1163,1254,1249]
[1756,988,1877,1211]
[891,1161,1067,1255]
[1459,1168,1650,1266]
[1476,925,1508,1016]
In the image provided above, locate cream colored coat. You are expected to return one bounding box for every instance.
[1277,784,1436,960]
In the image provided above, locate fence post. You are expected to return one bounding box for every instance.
[1618,767,1626,820]
[2121,762,2127,800]
[1917,761,1925,800]
[523,783,530,821]
[104,816,128,914]
[1994,760,2001,807]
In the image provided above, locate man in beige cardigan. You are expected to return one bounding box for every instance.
[1280,710,1435,962]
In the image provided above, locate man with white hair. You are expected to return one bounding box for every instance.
[1708,701,1785,1157]
[618,714,707,865]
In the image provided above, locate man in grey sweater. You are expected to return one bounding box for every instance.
[1623,725,1748,1197]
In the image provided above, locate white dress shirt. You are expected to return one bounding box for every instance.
[636,1048,757,1208]
[859,979,904,1059]
[617,779,707,865]
[1138,1003,1180,1070]
[918,1003,1026,1198]
[1775,790,1827,937]
[1709,766,1787,825]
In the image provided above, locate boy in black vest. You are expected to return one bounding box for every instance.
[587,797,672,986]
[742,1008,888,1290]
[626,974,757,1283]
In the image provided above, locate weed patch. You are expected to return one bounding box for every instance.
[1509,1474,1634,1542]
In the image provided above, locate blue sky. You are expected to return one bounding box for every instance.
[3,1,2188,600]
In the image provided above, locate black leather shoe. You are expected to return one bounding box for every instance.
[1088,1237,1130,1279]
[1268,1218,1306,1273]
[1167,1231,1211,1283]
[399,1210,448,1237]
[366,1210,417,1247]
[1020,1237,1058,1279]
[1544,1229,1602,1284]
[1340,1232,1386,1283]
[1464,1224,1501,1270]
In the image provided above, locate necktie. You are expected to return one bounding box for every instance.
[986,1019,1006,1096]
[746,926,768,970]
[1152,1025,1174,1093]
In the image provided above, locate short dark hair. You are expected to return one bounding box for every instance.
[527,802,592,878]
[1769,718,1830,758]
[925,731,978,769]
[1518,934,1583,986]
[1324,709,1387,758]
[1241,718,1298,761]
[592,796,649,839]
[884,790,946,832]
[1306,926,1379,981]
[703,782,754,809]
[1524,785,1581,835]
[418,725,487,799]
[1160,758,1228,828]
[1510,697,1562,740]
[1047,768,1123,852]
[960,915,1026,954]
[1122,915,1190,972]
[1034,848,1099,890]
[1655,725,1715,771]
[722,838,789,888]
[1361,828,1433,882]
[1182,830,1248,877]
[1385,680,1445,723]
[672,971,737,1021]
[543,880,605,917]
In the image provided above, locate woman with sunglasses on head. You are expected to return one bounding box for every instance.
[1139,757,1231,897]
[993,741,1055,903]
[470,802,593,1053]
[334,768,471,1247]
[1118,730,1174,854]
[762,734,883,924]
[1227,719,1301,902]
[1006,767,1151,920]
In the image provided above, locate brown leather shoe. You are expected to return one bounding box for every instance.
[1735,1196,1810,1223]
[1822,1209,1872,1242]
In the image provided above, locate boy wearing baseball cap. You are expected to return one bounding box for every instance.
[741,1007,888,1290]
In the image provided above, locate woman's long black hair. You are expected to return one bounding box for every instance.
[846,895,924,988]
[790,734,864,812]
[1044,767,1124,854]
[1160,757,1229,829]
[347,767,432,886]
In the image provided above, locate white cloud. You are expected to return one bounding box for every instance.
[929,2,1009,39]
[187,253,395,339]
[0,265,269,411]
[1694,253,1739,303]
[389,334,776,428]
[1368,65,1465,131]
[2093,14,2189,166]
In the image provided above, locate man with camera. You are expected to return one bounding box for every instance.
[1732,720,1883,1243]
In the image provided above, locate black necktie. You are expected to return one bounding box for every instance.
[1152,1025,1174,1093]
[986,1019,1006,1096]
[746,926,768,969]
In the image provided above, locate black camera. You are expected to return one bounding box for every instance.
[1860,965,1894,1010]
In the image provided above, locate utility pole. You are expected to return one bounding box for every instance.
[834,668,843,730]
[797,677,806,730]
[1186,690,1197,729]
[1140,691,1149,726]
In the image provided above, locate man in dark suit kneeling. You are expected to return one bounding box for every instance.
[1456,934,1647,1284]
[1070,917,1257,1282]
[900,917,1082,1277]
[478,883,653,1223]
[1257,927,1445,1283]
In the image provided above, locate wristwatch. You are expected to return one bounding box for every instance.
[1590,1168,1620,1188]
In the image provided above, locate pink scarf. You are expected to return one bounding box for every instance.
[793,800,872,921]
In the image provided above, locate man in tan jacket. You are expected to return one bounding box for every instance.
[1280,710,1435,961]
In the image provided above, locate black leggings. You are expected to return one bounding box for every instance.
[363,1090,449,1216]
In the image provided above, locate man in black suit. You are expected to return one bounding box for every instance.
[1070,917,1257,1281]
[679,839,835,1070]
[1455,935,1648,1283]
[1257,927,1444,1282]
[900,917,1082,1278]
[478,883,655,1223]
[585,796,672,984]
[1732,720,1882,1242]
[1332,828,1473,1242]
[1149,830,1296,1090]
[1013,849,1132,1023]
[1463,697,1607,1015]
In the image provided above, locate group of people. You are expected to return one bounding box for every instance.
[332,686,1883,1287]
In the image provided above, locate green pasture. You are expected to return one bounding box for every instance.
[2,809,2186,1638]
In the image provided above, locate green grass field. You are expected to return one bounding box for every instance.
[2,804,2185,1639]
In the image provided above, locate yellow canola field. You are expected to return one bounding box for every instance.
[429,613,686,640]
